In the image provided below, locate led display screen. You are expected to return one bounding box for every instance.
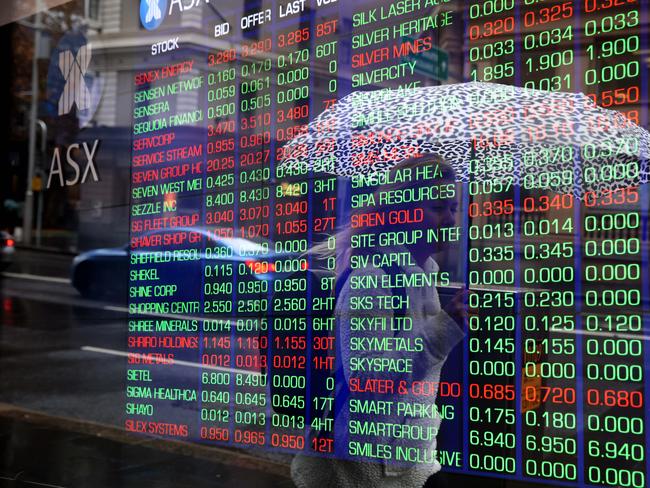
[125,0,649,485]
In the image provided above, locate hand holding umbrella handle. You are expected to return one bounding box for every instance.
[443,288,471,330]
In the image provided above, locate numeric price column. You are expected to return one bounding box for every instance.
[519,145,579,484]
[580,192,646,487]
[232,36,276,450]
[199,50,239,446]
[467,0,516,83]
[520,0,576,92]
[580,157,646,488]
[268,20,313,455]
[465,135,518,477]
[579,2,645,485]
[582,0,640,125]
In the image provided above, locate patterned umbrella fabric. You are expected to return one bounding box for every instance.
[279,82,649,196]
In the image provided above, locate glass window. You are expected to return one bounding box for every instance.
[0,1,648,487]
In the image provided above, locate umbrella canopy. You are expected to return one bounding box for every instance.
[279,82,649,196]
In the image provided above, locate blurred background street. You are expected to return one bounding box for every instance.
[1,248,127,425]
[0,248,293,487]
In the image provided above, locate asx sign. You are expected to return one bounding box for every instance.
[46,31,103,189]
[47,31,102,127]
[140,0,211,30]
[47,140,100,189]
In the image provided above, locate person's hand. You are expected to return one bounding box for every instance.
[444,288,471,329]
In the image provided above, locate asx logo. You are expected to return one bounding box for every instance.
[57,43,91,116]
[140,0,211,30]
[140,0,167,30]
[47,31,102,128]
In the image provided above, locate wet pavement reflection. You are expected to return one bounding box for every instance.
[0,248,296,487]
[0,409,291,488]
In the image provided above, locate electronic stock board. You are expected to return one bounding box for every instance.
[126,0,650,485]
